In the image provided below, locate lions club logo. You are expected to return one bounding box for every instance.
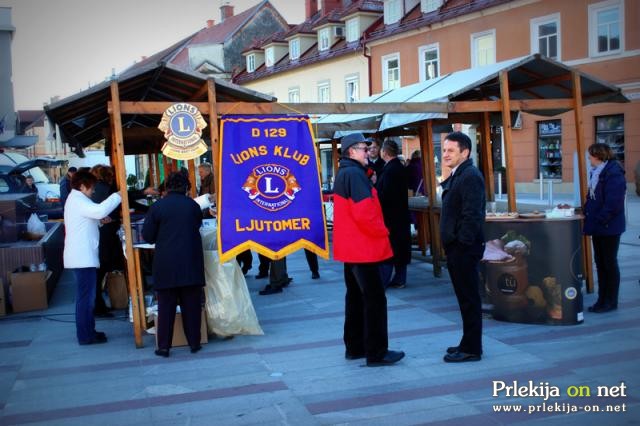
[242,164,301,211]
[158,103,208,160]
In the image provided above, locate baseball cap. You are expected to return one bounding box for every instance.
[341,133,371,152]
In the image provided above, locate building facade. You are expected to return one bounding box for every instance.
[365,0,639,191]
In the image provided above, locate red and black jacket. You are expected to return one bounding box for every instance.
[332,158,393,263]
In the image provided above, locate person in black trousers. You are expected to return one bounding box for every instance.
[583,143,626,313]
[142,172,205,357]
[439,132,486,363]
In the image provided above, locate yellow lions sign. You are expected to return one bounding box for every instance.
[158,103,208,160]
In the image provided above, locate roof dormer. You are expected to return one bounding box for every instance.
[341,2,384,43]
[243,48,264,73]
[263,41,288,68]
[285,34,316,61]
[383,0,404,25]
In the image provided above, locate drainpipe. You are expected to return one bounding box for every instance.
[361,34,372,96]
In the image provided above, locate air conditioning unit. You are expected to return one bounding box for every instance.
[333,26,344,38]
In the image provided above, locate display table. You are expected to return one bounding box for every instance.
[133,225,263,337]
[483,215,584,325]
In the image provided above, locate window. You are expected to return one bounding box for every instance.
[345,75,359,103]
[382,53,400,90]
[419,43,439,81]
[318,81,331,103]
[384,0,403,25]
[318,28,331,51]
[537,120,562,179]
[265,47,275,67]
[471,30,496,67]
[346,18,360,43]
[288,87,300,103]
[289,39,300,60]
[589,0,624,57]
[530,14,560,60]
[421,0,442,13]
[246,54,255,73]
[595,114,624,164]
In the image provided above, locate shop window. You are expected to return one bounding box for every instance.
[538,120,562,179]
[595,114,624,164]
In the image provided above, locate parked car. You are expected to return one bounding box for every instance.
[0,157,64,219]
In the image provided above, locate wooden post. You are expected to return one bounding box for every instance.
[162,155,171,176]
[331,139,338,183]
[480,112,495,200]
[499,71,517,212]
[188,159,197,198]
[148,154,158,188]
[572,71,594,293]
[207,79,220,196]
[420,120,442,276]
[109,81,145,348]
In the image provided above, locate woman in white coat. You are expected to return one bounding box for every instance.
[64,170,121,345]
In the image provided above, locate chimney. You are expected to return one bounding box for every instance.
[206,19,215,28]
[220,3,234,22]
[320,0,342,15]
[305,0,318,19]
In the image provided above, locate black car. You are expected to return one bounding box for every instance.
[0,158,64,219]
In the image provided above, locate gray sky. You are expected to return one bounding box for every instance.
[0,0,304,110]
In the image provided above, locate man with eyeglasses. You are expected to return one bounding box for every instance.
[332,132,405,367]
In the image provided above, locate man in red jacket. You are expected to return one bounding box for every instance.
[333,133,405,367]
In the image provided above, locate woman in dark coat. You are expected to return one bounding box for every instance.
[376,139,412,288]
[583,143,626,313]
[142,172,205,356]
[90,165,123,317]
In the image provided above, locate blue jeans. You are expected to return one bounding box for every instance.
[73,268,97,344]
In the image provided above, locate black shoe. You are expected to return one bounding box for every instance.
[190,345,202,354]
[79,332,108,345]
[345,351,365,360]
[259,285,283,295]
[311,272,320,279]
[589,304,617,313]
[443,351,481,363]
[155,349,170,358]
[255,273,269,279]
[366,350,405,367]
[446,346,459,354]
[94,311,114,318]
[281,277,293,287]
[388,282,406,289]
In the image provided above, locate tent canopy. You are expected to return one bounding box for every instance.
[314,54,628,138]
[45,61,275,155]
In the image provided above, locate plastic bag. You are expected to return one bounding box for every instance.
[27,213,46,235]
[200,227,263,337]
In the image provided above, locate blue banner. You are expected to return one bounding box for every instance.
[217,115,328,263]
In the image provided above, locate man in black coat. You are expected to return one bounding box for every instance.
[439,132,486,363]
[142,172,205,357]
[376,139,411,288]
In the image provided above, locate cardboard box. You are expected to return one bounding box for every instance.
[10,271,50,313]
[0,279,6,316]
[155,310,207,348]
[106,272,128,309]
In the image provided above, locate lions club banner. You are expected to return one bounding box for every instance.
[217,116,328,263]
